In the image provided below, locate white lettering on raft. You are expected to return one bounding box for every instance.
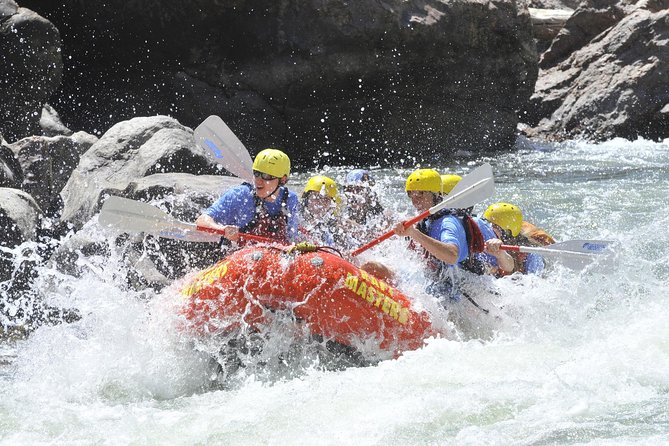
[344,272,409,325]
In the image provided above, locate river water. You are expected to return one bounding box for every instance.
[1,137,668,445]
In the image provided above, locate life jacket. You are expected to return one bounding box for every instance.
[239,182,290,243]
[415,209,486,276]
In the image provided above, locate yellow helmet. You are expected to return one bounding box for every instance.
[405,169,442,193]
[483,202,523,237]
[303,175,339,201]
[441,174,462,195]
[252,148,290,178]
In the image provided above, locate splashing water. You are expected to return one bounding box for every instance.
[1,137,669,444]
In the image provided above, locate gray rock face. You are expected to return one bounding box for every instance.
[0,187,42,283]
[527,3,669,141]
[10,131,97,215]
[174,0,539,162]
[0,3,63,141]
[40,104,73,137]
[59,116,222,228]
[19,0,538,163]
[539,0,626,69]
[0,187,41,245]
[0,143,23,188]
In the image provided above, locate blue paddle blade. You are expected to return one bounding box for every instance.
[204,138,224,159]
[194,116,254,183]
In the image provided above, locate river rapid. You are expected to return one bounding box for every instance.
[1,137,668,445]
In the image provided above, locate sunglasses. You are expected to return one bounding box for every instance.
[407,190,432,198]
[253,170,278,181]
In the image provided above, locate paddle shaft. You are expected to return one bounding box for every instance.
[195,225,274,243]
[501,244,601,258]
[350,210,430,256]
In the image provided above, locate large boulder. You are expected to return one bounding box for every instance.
[40,104,73,137]
[526,2,669,141]
[10,131,97,216]
[0,0,63,141]
[0,187,42,282]
[22,0,538,164]
[539,0,627,69]
[59,116,222,228]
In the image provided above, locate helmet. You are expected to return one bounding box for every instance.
[252,148,290,178]
[345,169,375,186]
[304,175,340,201]
[441,174,462,195]
[483,202,523,237]
[405,169,442,193]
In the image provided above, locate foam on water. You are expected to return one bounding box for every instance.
[1,137,669,444]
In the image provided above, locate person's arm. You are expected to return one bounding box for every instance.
[394,223,460,264]
[484,238,515,273]
[195,214,240,241]
[195,189,248,242]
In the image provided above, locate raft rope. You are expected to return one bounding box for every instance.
[282,242,344,258]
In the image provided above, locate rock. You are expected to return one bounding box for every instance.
[0,3,63,141]
[526,4,669,141]
[59,116,221,229]
[0,142,23,188]
[22,0,538,162]
[0,0,18,18]
[0,187,42,283]
[40,104,73,137]
[0,187,41,246]
[540,0,626,69]
[10,131,97,216]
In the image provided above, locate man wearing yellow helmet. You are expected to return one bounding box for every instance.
[482,202,555,275]
[196,148,299,243]
[393,168,494,303]
[395,169,465,264]
[438,172,515,276]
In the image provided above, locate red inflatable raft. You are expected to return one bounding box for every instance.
[180,245,439,355]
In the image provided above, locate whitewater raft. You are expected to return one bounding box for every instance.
[180,245,439,355]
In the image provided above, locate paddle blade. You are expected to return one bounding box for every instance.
[544,240,612,254]
[430,163,494,214]
[99,196,173,232]
[501,239,616,271]
[99,196,221,243]
[194,115,255,183]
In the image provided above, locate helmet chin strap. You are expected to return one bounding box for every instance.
[260,176,287,202]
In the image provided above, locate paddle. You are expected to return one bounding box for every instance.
[500,239,615,270]
[350,163,495,257]
[99,196,274,244]
[193,115,255,183]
